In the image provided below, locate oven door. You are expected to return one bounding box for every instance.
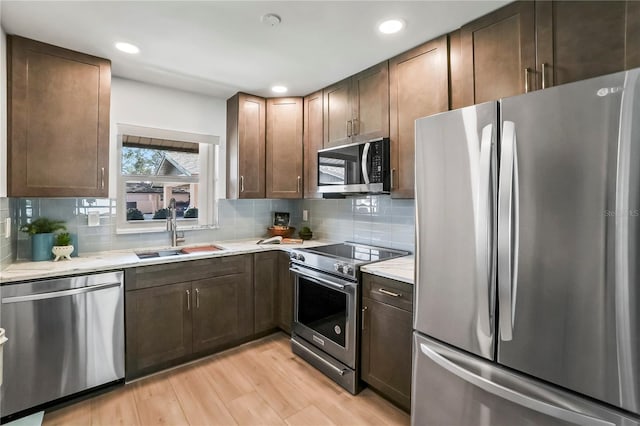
[291,265,358,369]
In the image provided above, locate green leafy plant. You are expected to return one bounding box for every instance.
[54,232,72,246]
[127,208,144,221]
[299,226,313,240]
[153,208,169,220]
[19,218,66,235]
[184,207,198,218]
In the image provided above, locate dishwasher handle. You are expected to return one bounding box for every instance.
[2,281,122,304]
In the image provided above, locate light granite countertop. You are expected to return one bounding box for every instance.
[360,255,415,285]
[0,238,335,284]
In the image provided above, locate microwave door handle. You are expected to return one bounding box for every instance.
[361,142,371,184]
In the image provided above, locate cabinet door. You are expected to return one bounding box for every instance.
[266,97,303,199]
[303,91,324,198]
[389,36,448,199]
[191,257,253,353]
[536,1,627,88]
[125,282,192,379]
[627,1,640,69]
[253,252,279,334]
[351,61,389,143]
[8,36,111,197]
[361,297,412,411]
[460,1,536,106]
[323,78,352,148]
[226,93,266,199]
[277,251,294,333]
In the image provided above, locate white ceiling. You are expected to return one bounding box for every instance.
[1,1,508,99]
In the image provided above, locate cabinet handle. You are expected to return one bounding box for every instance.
[352,118,359,136]
[101,168,105,189]
[391,168,396,190]
[297,176,301,193]
[240,175,245,193]
[195,288,200,309]
[524,68,531,93]
[346,120,352,137]
[541,63,547,90]
[362,306,368,331]
[186,290,191,311]
[378,288,402,298]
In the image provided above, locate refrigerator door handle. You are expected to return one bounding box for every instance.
[476,123,495,338]
[498,120,519,341]
[419,343,614,426]
[615,68,640,408]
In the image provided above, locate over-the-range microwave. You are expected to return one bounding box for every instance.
[317,137,390,196]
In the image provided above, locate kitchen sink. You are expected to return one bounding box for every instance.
[135,244,225,260]
[135,249,183,259]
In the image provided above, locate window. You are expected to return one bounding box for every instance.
[116,124,219,233]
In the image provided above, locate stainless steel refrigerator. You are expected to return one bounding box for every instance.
[413,68,640,425]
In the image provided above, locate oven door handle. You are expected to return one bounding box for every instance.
[290,266,351,291]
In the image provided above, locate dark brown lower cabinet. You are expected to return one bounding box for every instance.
[361,274,413,411]
[125,254,253,380]
[192,273,253,354]
[125,282,192,377]
[254,252,279,334]
[277,252,294,333]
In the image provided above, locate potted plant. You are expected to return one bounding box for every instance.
[19,218,66,261]
[299,226,313,240]
[52,232,74,262]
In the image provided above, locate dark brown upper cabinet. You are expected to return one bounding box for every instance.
[459,1,536,107]
[457,1,640,106]
[266,97,303,199]
[536,1,630,88]
[7,35,111,197]
[227,93,266,199]
[303,91,323,199]
[323,61,389,148]
[323,77,352,148]
[627,1,640,69]
[389,36,449,199]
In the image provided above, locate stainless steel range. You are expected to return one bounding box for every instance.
[289,242,408,394]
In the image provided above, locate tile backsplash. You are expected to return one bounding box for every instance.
[300,195,415,253]
[0,198,16,269]
[1,194,415,268]
[8,198,298,262]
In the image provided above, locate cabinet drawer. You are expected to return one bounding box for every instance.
[363,273,413,312]
[126,254,251,291]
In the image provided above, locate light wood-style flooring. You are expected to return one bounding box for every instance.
[43,333,410,426]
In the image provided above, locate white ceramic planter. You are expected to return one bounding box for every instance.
[52,245,74,262]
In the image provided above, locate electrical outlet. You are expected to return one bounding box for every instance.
[88,211,100,227]
[302,210,309,221]
[4,218,10,239]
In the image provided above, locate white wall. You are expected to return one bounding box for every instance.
[109,77,227,198]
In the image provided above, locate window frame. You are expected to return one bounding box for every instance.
[116,124,219,234]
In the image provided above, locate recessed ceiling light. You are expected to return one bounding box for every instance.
[115,42,140,54]
[271,85,288,94]
[378,19,405,34]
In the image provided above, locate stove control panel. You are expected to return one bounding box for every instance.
[334,263,354,277]
[290,252,305,262]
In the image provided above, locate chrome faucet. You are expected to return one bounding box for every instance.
[167,198,185,247]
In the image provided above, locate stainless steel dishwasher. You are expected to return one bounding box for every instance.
[1,271,124,418]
